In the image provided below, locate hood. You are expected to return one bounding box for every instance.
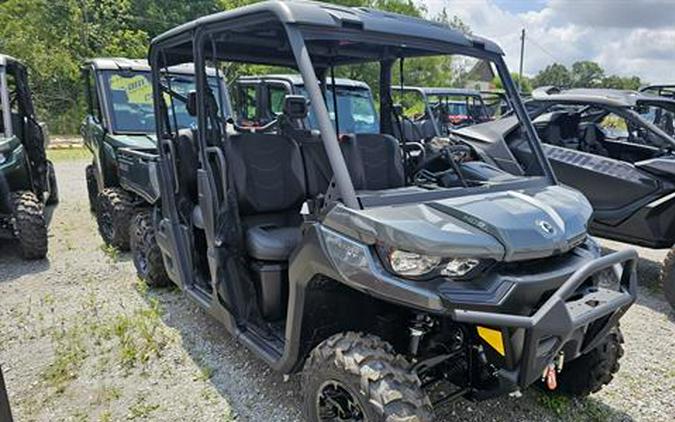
[324,184,591,262]
[107,133,157,149]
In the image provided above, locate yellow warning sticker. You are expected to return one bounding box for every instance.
[109,74,153,105]
[477,326,505,356]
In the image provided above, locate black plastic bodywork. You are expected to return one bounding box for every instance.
[146,0,636,403]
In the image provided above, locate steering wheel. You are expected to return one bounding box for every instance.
[413,143,473,186]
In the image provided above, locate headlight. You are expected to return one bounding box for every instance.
[442,258,481,277]
[379,246,485,280]
[388,249,442,277]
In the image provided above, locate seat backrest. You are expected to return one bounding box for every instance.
[353,134,405,190]
[228,133,306,216]
[297,133,366,198]
[174,128,199,203]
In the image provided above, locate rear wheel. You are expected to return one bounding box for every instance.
[302,332,433,422]
[130,209,170,287]
[46,161,59,205]
[660,247,675,310]
[96,187,134,251]
[553,327,624,397]
[12,191,48,260]
[85,164,98,212]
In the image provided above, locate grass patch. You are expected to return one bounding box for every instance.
[537,392,572,416]
[195,364,216,382]
[100,244,120,262]
[47,147,90,162]
[106,298,169,368]
[42,325,88,394]
[127,397,160,420]
[94,384,122,405]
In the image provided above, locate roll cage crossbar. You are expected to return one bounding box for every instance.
[149,1,555,210]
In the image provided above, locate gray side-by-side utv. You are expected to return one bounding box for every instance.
[0,55,57,259]
[81,58,230,254]
[456,86,675,309]
[132,1,637,420]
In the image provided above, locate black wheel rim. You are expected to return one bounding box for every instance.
[316,380,365,421]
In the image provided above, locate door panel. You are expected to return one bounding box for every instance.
[544,145,659,212]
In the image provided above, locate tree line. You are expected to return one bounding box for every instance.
[0,0,645,134]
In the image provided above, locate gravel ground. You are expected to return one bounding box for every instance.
[1,153,673,422]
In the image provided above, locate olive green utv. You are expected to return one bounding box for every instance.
[81,58,229,250]
[0,54,57,259]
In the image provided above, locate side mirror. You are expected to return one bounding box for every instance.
[392,103,404,116]
[283,95,309,119]
[186,91,198,117]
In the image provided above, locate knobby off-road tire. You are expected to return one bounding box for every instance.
[130,210,170,287]
[96,187,134,251]
[659,248,675,310]
[555,328,624,397]
[85,164,98,212]
[46,160,59,205]
[302,332,433,422]
[12,191,48,260]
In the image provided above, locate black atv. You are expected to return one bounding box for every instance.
[142,2,637,420]
[81,58,230,254]
[0,55,57,259]
[456,86,675,309]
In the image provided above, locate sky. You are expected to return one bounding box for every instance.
[421,0,675,83]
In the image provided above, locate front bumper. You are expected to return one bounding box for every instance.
[451,249,638,391]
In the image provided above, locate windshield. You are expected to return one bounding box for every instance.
[302,86,379,134]
[635,102,675,137]
[101,70,225,134]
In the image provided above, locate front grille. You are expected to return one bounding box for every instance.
[498,250,576,275]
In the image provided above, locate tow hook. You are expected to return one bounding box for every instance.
[542,352,565,391]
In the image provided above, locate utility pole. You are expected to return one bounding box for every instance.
[519,28,525,92]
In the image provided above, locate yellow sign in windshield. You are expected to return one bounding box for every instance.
[109,74,153,105]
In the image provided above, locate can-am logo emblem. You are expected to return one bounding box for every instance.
[537,220,556,236]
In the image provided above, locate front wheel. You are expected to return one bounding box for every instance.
[96,188,134,251]
[302,332,433,422]
[553,327,624,397]
[12,191,48,260]
[660,247,675,310]
[130,209,170,287]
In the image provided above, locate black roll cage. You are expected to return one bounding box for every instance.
[149,4,556,211]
